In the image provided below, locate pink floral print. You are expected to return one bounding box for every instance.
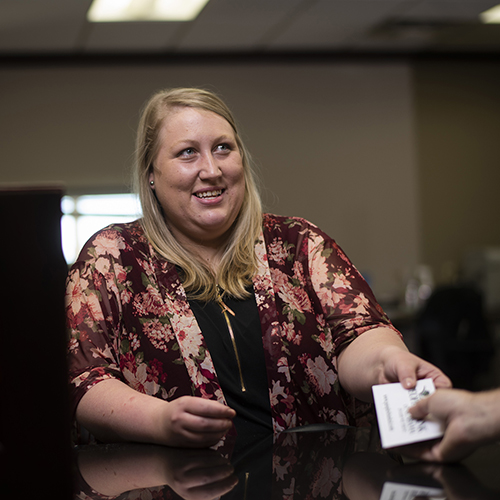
[67,214,399,442]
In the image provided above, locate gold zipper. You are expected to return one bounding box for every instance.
[216,286,246,392]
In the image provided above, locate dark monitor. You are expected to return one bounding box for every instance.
[0,186,73,498]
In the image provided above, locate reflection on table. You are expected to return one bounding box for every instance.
[72,425,500,500]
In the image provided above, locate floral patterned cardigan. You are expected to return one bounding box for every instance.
[66,214,398,438]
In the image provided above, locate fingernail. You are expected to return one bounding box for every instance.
[404,378,414,389]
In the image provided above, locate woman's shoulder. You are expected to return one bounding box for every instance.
[74,219,149,264]
[262,213,323,236]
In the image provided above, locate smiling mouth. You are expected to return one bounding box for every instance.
[194,189,224,199]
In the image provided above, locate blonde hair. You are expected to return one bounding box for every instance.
[133,88,262,301]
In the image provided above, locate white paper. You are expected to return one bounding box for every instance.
[372,378,444,449]
[380,481,445,500]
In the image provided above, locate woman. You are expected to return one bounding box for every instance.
[67,88,450,448]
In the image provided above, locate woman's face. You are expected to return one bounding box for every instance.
[150,106,246,251]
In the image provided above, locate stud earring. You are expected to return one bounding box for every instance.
[150,180,154,186]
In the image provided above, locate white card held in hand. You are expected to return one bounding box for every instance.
[372,378,444,449]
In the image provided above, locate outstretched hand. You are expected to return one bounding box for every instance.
[377,346,452,391]
[403,388,500,462]
[338,327,452,402]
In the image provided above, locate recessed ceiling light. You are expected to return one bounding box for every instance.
[87,0,210,22]
[480,4,500,24]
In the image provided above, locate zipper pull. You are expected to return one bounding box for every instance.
[215,285,246,392]
[216,286,235,316]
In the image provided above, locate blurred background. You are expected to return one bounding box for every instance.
[1,0,499,390]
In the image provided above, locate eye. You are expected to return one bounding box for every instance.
[177,147,196,158]
[215,143,231,154]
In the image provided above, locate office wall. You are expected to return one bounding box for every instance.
[413,60,500,284]
[0,61,419,300]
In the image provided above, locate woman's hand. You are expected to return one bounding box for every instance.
[376,345,452,390]
[338,327,451,402]
[159,396,236,448]
[76,379,235,448]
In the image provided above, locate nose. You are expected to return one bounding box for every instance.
[199,152,221,179]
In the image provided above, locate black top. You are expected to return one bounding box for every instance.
[189,287,273,436]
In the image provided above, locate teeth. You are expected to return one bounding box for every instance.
[195,190,222,199]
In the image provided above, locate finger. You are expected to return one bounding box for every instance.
[392,357,419,389]
[410,363,452,392]
[408,396,431,420]
[416,427,474,463]
[392,438,442,462]
[431,372,453,389]
[436,430,476,463]
[180,412,234,435]
[182,398,236,419]
[413,360,452,388]
[378,351,417,388]
[410,440,444,462]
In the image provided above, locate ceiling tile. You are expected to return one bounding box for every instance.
[268,0,414,50]
[84,22,184,52]
[401,0,500,22]
[0,0,92,52]
[175,0,306,51]
[0,0,499,56]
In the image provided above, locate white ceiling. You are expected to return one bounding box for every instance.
[1,0,500,56]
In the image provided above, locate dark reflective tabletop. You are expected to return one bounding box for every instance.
[70,425,500,500]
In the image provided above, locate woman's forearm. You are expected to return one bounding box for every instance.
[75,378,236,448]
[337,327,407,402]
[76,379,170,444]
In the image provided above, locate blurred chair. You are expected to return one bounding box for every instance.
[415,285,495,390]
